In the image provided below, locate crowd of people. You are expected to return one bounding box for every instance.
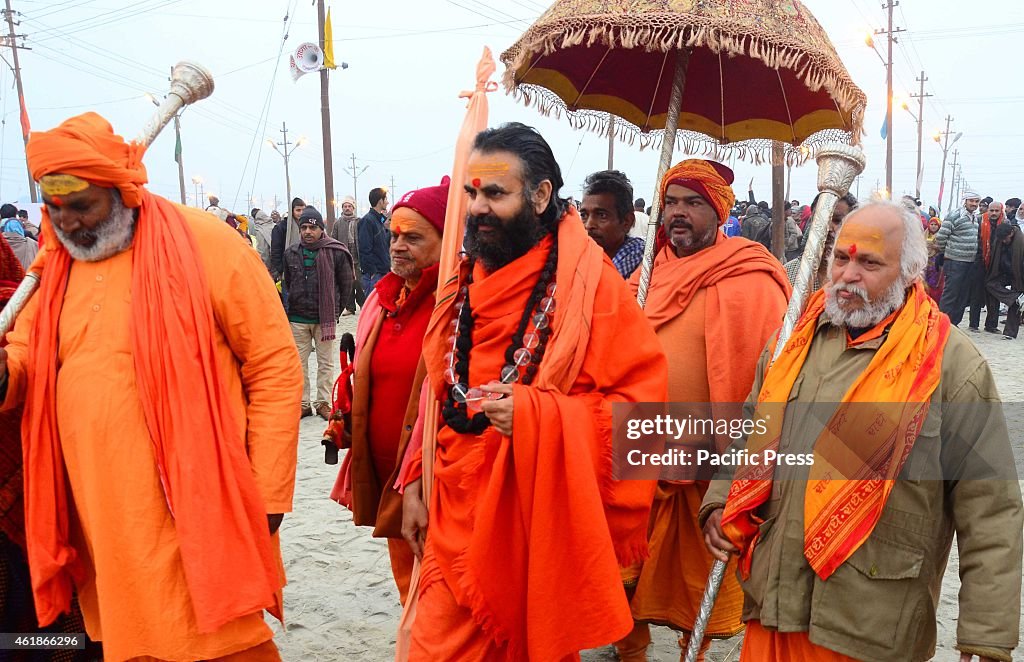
[0,111,1020,662]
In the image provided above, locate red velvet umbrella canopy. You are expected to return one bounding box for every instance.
[501,0,867,163]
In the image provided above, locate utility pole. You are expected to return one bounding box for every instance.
[390,175,397,207]
[909,70,932,200]
[3,0,35,202]
[344,153,367,279]
[935,115,961,213]
[344,153,368,211]
[317,0,337,234]
[169,67,187,204]
[874,1,904,197]
[267,122,305,210]
[947,149,960,216]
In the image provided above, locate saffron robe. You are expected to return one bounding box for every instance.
[627,234,790,636]
[2,210,302,662]
[408,215,669,660]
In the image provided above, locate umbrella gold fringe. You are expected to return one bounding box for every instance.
[511,82,852,167]
[501,17,867,148]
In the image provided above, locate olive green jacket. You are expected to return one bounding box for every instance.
[701,318,1022,662]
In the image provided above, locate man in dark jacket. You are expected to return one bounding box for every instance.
[740,203,772,251]
[985,222,1024,339]
[357,187,391,293]
[283,206,353,419]
[270,197,306,281]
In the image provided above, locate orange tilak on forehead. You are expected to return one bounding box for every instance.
[836,221,886,256]
[468,161,510,184]
[391,208,436,236]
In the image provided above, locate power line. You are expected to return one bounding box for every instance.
[234,0,298,210]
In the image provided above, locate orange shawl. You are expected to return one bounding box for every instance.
[419,211,667,659]
[629,234,791,407]
[721,282,950,580]
[23,113,280,631]
[981,211,1005,268]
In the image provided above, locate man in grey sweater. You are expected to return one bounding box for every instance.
[935,190,980,326]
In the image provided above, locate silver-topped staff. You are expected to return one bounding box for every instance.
[683,142,866,662]
[0,61,214,340]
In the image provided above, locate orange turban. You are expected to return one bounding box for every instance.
[661,159,735,225]
[26,112,148,208]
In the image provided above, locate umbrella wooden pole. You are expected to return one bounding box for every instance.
[635,48,689,308]
[683,143,866,662]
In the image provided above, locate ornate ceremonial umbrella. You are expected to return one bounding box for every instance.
[500,0,867,306]
[501,3,868,659]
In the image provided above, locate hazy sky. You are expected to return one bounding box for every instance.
[5,0,1022,216]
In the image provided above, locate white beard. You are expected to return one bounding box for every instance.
[824,277,908,329]
[53,194,136,262]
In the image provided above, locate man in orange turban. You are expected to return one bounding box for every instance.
[621,159,790,661]
[0,112,303,661]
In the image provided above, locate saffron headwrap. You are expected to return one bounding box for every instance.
[661,159,736,225]
[23,112,281,631]
[26,112,147,208]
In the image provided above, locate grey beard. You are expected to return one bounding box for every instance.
[53,195,137,262]
[823,277,908,329]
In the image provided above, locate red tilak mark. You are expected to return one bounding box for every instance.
[51,196,63,207]
[849,243,858,257]
[471,178,481,188]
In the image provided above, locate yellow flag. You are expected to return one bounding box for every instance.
[323,7,337,69]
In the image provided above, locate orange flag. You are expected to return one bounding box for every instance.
[394,46,496,661]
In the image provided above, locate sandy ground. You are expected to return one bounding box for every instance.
[269,314,1024,661]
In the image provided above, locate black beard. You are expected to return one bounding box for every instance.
[464,201,547,271]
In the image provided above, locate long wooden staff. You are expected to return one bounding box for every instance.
[0,61,214,339]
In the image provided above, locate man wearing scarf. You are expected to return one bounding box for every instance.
[330,195,363,315]
[971,200,1006,333]
[270,196,305,281]
[0,112,304,661]
[985,222,1024,339]
[251,208,276,272]
[935,191,980,326]
[399,123,668,661]
[618,159,790,661]
[283,206,353,420]
[331,178,448,606]
[701,201,1021,661]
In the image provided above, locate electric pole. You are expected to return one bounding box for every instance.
[317,0,337,234]
[344,153,368,210]
[3,0,35,202]
[874,1,904,197]
[935,116,960,214]
[267,122,305,211]
[390,175,397,207]
[909,71,932,200]
[343,153,367,280]
[947,149,960,216]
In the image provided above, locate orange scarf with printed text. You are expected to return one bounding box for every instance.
[721,281,949,580]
